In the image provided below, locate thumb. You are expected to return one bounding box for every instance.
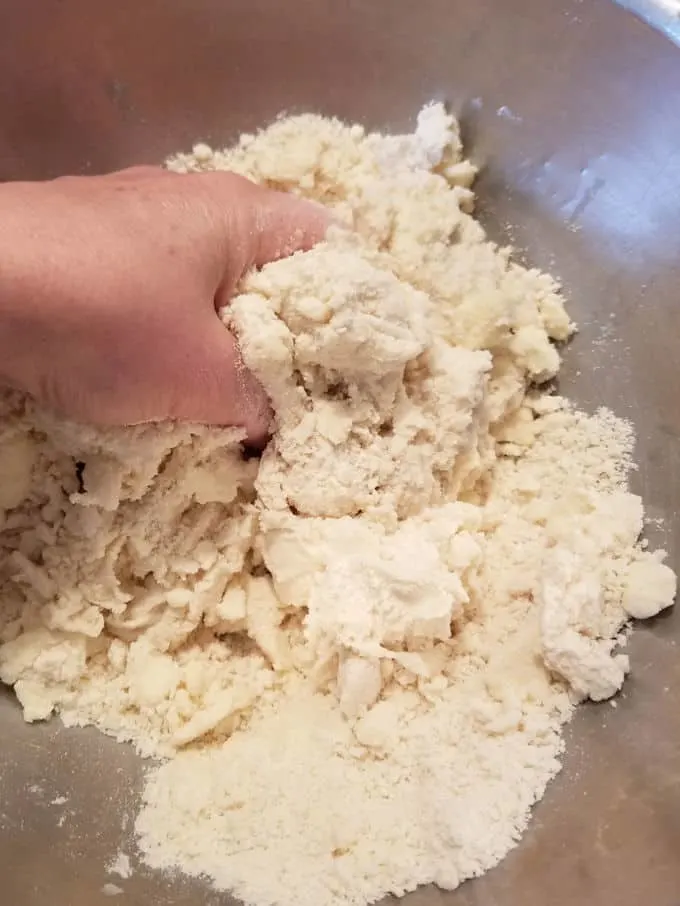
[172,316,272,446]
[212,177,332,306]
[249,186,331,268]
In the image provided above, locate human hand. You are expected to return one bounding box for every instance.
[0,166,329,444]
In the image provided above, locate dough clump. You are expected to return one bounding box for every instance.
[0,104,675,906]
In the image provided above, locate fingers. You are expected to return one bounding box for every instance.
[170,317,272,446]
[228,345,273,448]
[206,172,331,267]
[198,173,331,308]
[82,169,327,440]
[107,166,167,179]
[249,187,332,268]
[198,178,329,440]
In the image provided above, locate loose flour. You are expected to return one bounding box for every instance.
[0,104,676,906]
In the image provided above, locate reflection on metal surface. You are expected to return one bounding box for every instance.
[0,1,679,906]
[617,0,680,45]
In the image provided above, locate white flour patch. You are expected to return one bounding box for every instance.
[107,851,132,880]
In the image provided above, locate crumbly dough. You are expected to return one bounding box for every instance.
[0,104,676,906]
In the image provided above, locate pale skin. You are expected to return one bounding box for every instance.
[0,166,329,445]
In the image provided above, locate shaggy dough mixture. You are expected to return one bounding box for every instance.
[0,104,676,906]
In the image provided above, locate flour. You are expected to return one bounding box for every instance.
[107,851,132,880]
[0,104,676,906]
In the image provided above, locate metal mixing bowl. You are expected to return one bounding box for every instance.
[1,1,678,904]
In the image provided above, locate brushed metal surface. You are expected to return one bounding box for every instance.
[1,2,679,905]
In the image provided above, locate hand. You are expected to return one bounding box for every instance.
[0,166,329,444]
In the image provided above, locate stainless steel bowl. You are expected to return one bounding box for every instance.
[1,2,678,904]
